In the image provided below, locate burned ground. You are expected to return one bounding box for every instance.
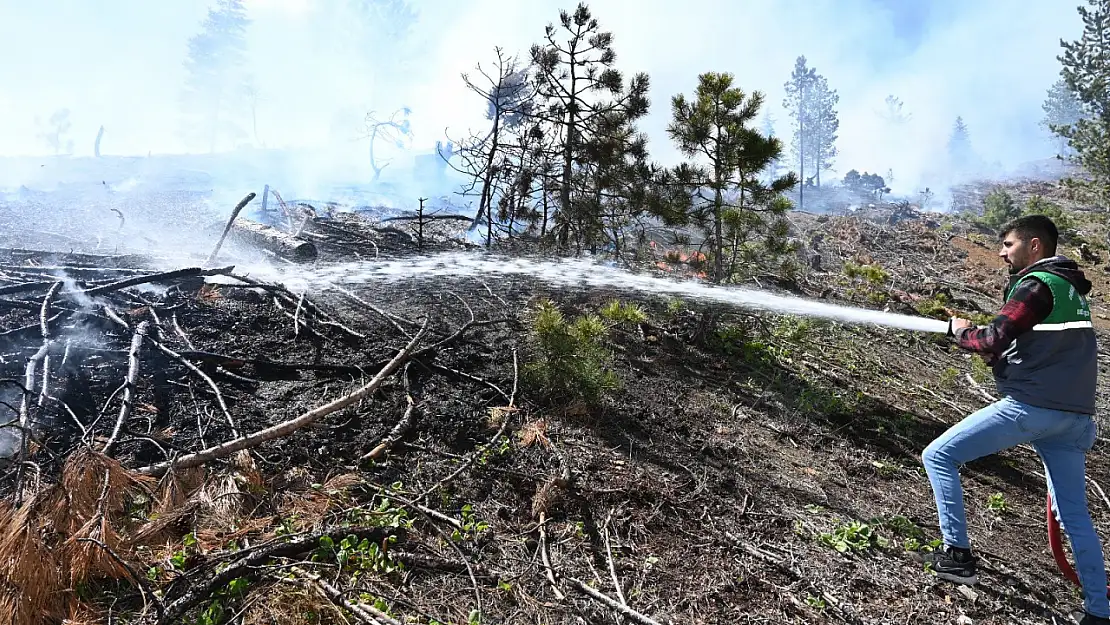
[1,181,1110,625]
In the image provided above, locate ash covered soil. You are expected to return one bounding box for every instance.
[3,183,1110,624]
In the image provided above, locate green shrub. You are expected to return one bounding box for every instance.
[938,366,959,388]
[970,354,993,384]
[797,386,856,416]
[773,317,813,342]
[878,514,925,540]
[970,312,995,326]
[843,261,889,285]
[843,261,890,303]
[981,189,1020,229]
[665,298,686,318]
[599,300,647,325]
[1023,196,1074,235]
[819,520,889,553]
[914,293,950,320]
[524,300,620,407]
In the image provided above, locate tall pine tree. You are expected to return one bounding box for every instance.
[808,74,840,186]
[657,72,797,282]
[181,0,254,153]
[760,111,784,181]
[1056,0,1110,204]
[948,116,973,170]
[782,56,839,204]
[1042,78,1086,156]
[529,2,650,251]
[581,108,652,257]
[342,0,418,84]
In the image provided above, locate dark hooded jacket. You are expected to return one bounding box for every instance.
[994,255,1098,414]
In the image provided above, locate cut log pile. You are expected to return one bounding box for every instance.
[0,186,479,269]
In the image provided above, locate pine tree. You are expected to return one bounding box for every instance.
[656,72,797,282]
[783,58,814,209]
[496,122,546,238]
[761,111,776,138]
[529,2,650,251]
[302,0,416,119]
[1056,0,1110,204]
[344,0,418,82]
[364,108,412,181]
[181,0,253,153]
[1042,78,1086,156]
[347,0,417,45]
[580,108,652,257]
[760,112,784,180]
[36,109,73,155]
[948,116,973,170]
[809,76,840,185]
[782,56,839,201]
[881,95,911,124]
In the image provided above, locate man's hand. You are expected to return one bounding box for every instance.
[948,317,973,338]
[950,317,973,333]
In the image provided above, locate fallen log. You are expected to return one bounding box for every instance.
[287,566,400,625]
[227,218,318,262]
[175,349,371,378]
[0,265,154,277]
[380,214,474,223]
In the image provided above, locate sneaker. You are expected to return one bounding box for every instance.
[914,545,978,585]
[1076,612,1110,625]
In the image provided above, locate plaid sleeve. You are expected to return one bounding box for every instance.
[955,277,1054,355]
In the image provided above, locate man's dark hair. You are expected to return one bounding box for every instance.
[1001,214,1058,256]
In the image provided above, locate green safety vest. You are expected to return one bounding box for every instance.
[997,268,1097,415]
[1005,271,1093,332]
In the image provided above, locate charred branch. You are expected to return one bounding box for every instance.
[206,192,257,265]
[135,321,428,476]
[101,321,149,456]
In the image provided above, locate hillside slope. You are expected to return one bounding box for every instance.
[2,179,1109,625]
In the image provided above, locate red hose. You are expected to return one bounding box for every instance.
[1046,492,1110,598]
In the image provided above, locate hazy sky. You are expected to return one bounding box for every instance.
[0,0,1084,193]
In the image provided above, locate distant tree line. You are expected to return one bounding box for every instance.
[174,0,1110,254]
[179,0,417,153]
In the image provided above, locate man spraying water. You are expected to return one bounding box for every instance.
[919,215,1109,624]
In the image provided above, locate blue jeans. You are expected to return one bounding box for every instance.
[922,396,1109,617]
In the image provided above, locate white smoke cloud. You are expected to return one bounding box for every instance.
[0,0,1084,201]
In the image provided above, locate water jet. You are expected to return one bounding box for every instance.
[240,252,952,334]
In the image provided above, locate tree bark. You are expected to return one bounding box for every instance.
[228,219,318,262]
